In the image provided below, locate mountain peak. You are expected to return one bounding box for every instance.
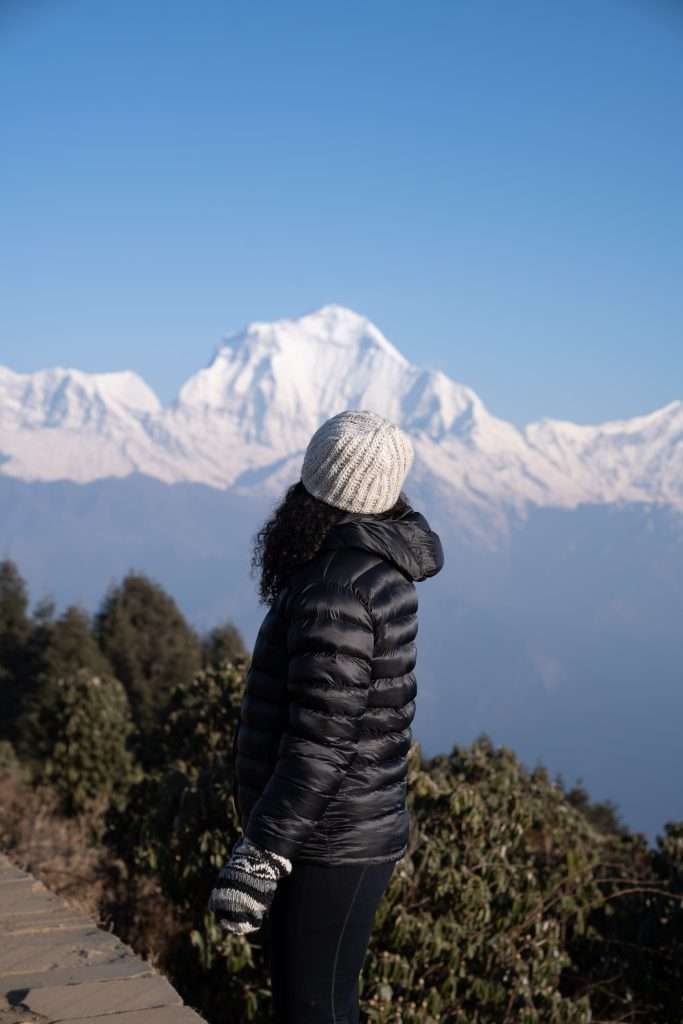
[0,364,161,421]
[178,304,414,436]
[212,304,409,368]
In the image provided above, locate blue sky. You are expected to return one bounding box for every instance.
[1,0,681,429]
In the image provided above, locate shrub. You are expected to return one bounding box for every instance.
[359,736,683,1023]
[20,668,140,816]
[360,737,598,1023]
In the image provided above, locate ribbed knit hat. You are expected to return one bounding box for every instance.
[300,409,414,514]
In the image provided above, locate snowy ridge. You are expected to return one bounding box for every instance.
[1,305,681,516]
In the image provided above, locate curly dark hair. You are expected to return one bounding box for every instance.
[250,479,412,606]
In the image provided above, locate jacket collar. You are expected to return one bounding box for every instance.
[321,507,445,582]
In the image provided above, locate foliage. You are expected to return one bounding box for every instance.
[357,737,597,1023]
[11,603,116,763]
[362,739,682,1023]
[34,604,114,684]
[201,620,247,669]
[0,559,33,741]
[564,821,683,1021]
[94,571,202,742]
[0,560,31,659]
[558,774,630,838]
[20,668,140,816]
[0,564,114,746]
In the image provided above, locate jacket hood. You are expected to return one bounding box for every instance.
[321,507,445,583]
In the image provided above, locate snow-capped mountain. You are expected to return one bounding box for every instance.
[1,304,681,520]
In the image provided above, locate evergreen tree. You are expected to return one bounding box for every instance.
[94,571,202,741]
[39,605,113,682]
[0,560,32,741]
[20,667,140,815]
[201,620,246,669]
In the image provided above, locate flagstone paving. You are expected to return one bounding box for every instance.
[0,854,207,1023]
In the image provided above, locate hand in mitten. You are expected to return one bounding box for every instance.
[208,835,293,935]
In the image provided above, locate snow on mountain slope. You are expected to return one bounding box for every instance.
[168,305,415,478]
[0,366,166,483]
[522,400,683,508]
[0,305,681,517]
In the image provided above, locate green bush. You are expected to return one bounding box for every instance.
[358,737,597,1023]
[201,621,247,669]
[20,668,140,816]
[357,739,683,1023]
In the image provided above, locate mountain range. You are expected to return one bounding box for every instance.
[2,305,681,544]
[1,304,682,845]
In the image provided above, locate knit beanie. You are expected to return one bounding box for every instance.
[300,409,414,514]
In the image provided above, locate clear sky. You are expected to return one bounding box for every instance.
[1,0,681,430]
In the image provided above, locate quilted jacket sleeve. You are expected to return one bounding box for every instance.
[244,578,375,861]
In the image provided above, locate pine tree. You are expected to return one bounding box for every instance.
[0,560,32,741]
[39,605,113,682]
[94,571,202,741]
[201,620,246,669]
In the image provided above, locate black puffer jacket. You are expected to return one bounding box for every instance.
[233,505,445,865]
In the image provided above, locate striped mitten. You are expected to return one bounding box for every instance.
[208,835,293,935]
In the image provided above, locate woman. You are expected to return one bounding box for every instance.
[209,409,445,1023]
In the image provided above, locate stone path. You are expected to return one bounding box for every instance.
[0,853,208,1024]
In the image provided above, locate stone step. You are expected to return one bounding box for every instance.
[1,955,156,997]
[3,914,95,936]
[0,854,210,1023]
[11,974,183,1020]
[0,925,128,977]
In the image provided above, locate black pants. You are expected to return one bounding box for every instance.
[262,859,396,1024]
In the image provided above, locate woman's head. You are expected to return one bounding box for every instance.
[250,410,415,605]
